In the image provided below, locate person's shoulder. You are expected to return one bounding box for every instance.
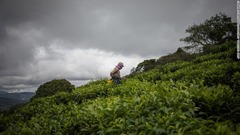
[111,67,118,72]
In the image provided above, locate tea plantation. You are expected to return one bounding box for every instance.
[0,41,239,135]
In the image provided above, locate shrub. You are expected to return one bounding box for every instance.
[231,72,240,92]
[31,79,75,100]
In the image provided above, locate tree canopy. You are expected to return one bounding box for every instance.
[31,79,75,100]
[180,13,237,47]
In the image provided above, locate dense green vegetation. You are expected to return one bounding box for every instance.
[131,13,237,74]
[31,79,75,100]
[0,40,239,135]
[130,47,198,74]
[0,13,239,134]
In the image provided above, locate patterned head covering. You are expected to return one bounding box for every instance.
[116,62,124,69]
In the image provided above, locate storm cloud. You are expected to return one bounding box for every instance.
[0,0,236,92]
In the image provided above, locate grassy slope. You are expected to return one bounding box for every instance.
[0,41,240,135]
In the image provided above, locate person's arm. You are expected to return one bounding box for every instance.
[110,68,118,77]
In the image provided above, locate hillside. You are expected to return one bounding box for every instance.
[0,91,35,111]
[0,97,25,111]
[0,41,239,134]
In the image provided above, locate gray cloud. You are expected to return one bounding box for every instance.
[0,0,236,92]
[0,0,236,55]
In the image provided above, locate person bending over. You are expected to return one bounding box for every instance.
[110,62,124,84]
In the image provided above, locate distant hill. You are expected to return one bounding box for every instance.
[0,97,25,111]
[0,91,35,111]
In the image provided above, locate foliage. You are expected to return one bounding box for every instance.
[130,48,197,75]
[31,79,75,100]
[156,48,197,66]
[231,72,240,91]
[1,40,239,134]
[180,12,237,47]
[133,59,157,73]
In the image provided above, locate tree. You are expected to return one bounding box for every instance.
[180,13,237,48]
[134,59,157,72]
[31,79,75,100]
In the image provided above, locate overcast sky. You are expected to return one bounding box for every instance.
[0,0,236,92]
